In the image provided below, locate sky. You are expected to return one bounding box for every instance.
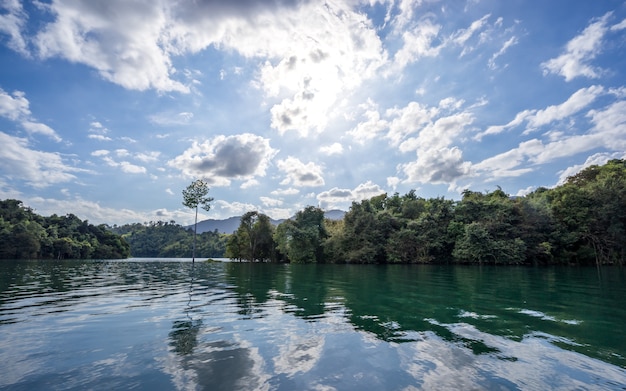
[1,0,626,226]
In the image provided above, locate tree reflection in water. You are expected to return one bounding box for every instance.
[169,263,201,356]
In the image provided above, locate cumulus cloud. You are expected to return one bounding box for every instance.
[32,1,188,92]
[88,134,112,141]
[168,133,277,186]
[348,99,389,144]
[260,196,283,207]
[0,88,62,141]
[391,20,442,72]
[319,142,344,155]
[276,156,325,187]
[0,131,79,187]
[474,99,626,180]
[349,97,474,186]
[101,156,147,174]
[316,180,384,210]
[9,0,387,137]
[541,12,612,81]
[0,88,29,120]
[401,147,472,184]
[394,105,474,185]
[90,149,160,175]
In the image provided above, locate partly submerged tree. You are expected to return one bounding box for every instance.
[182,179,214,262]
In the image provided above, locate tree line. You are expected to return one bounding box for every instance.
[2,159,623,263]
[226,159,625,266]
[110,221,227,258]
[0,199,130,259]
[0,200,227,259]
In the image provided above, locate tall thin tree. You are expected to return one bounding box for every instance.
[182,179,214,262]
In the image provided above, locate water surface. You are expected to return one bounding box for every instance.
[1,259,625,390]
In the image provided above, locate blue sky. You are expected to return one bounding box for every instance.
[1,0,625,226]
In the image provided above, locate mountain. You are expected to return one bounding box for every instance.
[192,209,346,234]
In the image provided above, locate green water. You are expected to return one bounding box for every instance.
[1,259,625,390]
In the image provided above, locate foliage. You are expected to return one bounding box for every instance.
[225,211,275,261]
[4,159,624,265]
[0,199,130,259]
[227,159,625,266]
[273,206,327,263]
[111,220,227,258]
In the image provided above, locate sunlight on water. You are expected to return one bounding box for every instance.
[1,260,625,390]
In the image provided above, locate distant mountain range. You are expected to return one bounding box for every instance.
[192,209,346,234]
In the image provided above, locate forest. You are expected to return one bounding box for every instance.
[0,200,130,259]
[1,159,624,263]
[226,159,626,266]
[110,221,227,258]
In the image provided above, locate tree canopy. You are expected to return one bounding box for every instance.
[0,199,130,259]
[228,159,626,266]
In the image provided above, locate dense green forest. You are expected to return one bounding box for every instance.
[0,200,130,259]
[2,159,624,263]
[227,159,626,265]
[0,201,226,259]
[110,221,227,258]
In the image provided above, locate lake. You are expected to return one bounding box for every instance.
[1,259,625,390]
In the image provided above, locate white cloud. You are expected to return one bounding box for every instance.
[119,161,147,174]
[135,151,161,162]
[557,152,626,185]
[168,133,277,186]
[611,19,626,31]
[276,156,325,187]
[241,179,260,189]
[317,180,385,210]
[451,13,490,48]
[260,196,283,207]
[386,101,440,147]
[91,149,109,156]
[212,200,258,219]
[348,99,389,144]
[271,188,300,196]
[33,1,188,93]
[488,35,518,69]
[516,186,536,197]
[149,111,194,126]
[319,142,344,155]
[0,88,29,120]
[526,85,604,130]
[541,12,612,81]
[101,156,147,174]
[88,134,112,141]
[0,131,79,187]
[10,1,389,136]
[401,147,472,184]
[0,0,28,55]
[387,176,401,190]
[391,20,442,72]
[476,85,606,139]
[21,121,62,142]
[0,88,62,141]
[474,99,626,180]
